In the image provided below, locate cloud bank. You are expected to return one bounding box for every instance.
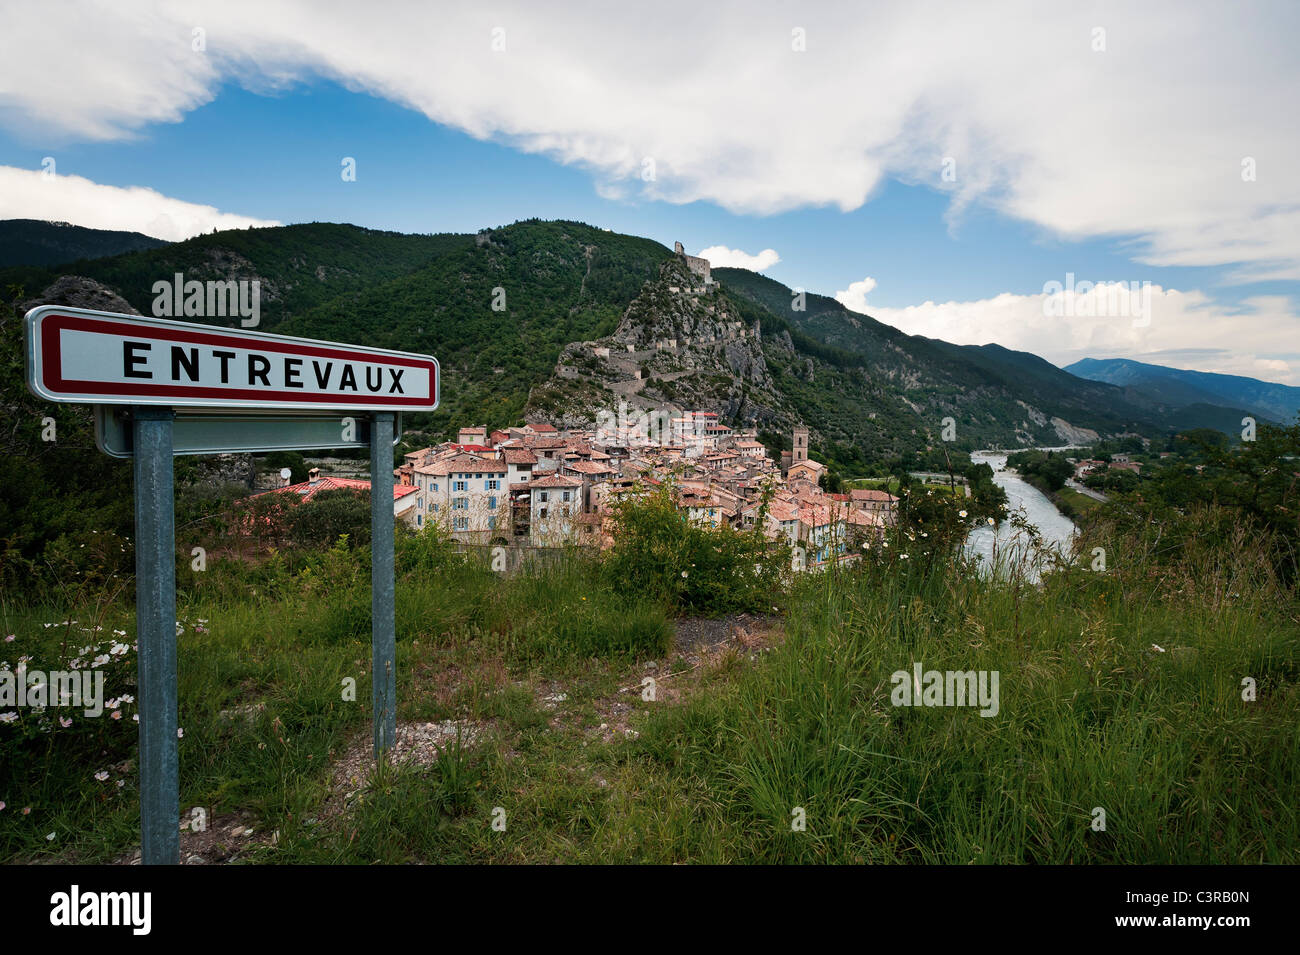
[1,1,1297,279]
[698,245,780,272]
[836,278,1300,386]
[0,166,280,240]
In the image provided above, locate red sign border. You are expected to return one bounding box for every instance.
[26,307,439,412]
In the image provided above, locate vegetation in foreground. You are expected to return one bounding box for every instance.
[2,479,1297,864]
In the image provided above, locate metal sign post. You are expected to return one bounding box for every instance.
[370,412,396,757]
[132,407,179,865]
[24,305,439,864]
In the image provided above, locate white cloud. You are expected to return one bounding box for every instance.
[698,245,779,272]
[834,276,877,313]
[849,281,1300,386]
[1,2,1297,280]
[0,166,279,240]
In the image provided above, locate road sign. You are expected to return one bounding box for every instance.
[23,305,435,865]
[94,406,403,458]
[25,305,438,412]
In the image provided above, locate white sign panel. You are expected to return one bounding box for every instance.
[25,305,439,412]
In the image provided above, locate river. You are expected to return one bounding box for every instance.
[963,449,1079,580]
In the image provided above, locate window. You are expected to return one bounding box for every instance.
[417,514,423,527]
[474,473,482,479]
[487,516,497,530]
[454,480,467,492]
[417,497,424,509]
[433,483,438,492]
[454,516,468,531]
[487,479,499,490]
[432,503,439,513]
[562,491,571,502]
[538,491,548,503]
[454,498,468,510]
[488,496,497,509]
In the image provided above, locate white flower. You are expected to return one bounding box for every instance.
[987,517,995,525]
[0,712,18,723]
[94,771,109,782]
[45,832,56,841]
[959,510,967,518]
[1151,644,1166,653]
[177,727,184,739]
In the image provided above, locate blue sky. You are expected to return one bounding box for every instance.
[2,81,1238,310]
[1,2,1296,382]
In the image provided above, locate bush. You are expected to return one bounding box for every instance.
[603,481,788,614]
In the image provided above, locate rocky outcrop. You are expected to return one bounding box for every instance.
[20,275,141,315]
[1051,417,1101,446]
[525,259,794,430]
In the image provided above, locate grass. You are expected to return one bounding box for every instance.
[1054,486,1105,522]
[2,524,1298,864]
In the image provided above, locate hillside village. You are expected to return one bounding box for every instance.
[270,416,898,569]
[401,415,896,567]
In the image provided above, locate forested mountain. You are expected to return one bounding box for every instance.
[3,217,1245,470]
[0,219,168,267]
[1066,357,1300,426]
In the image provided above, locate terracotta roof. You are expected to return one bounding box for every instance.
[502,447,538,465]
[849,488,898,502]
[530,474,583,488]
[526,423,558,433]
[527,437,568,450]
[415,452,507,476]
[564,460,617,475]
[259,476,417,503]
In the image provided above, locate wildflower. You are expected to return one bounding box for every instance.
[22,807,31,815]
[3,635,12,643]
[0,712,17,723]
[987,517,995,525]
[94,771,109,782]
[133,715,139,722]
[59,717,71,728]
[1151,644,1166,653]
[178,728,184,738]
[959,510,967,518]
[0,802,5,811]
[111,711,122,720]
[92,654,110,667]
[116,780,124,789]
[681,571,688,578]
[45,832,55,841]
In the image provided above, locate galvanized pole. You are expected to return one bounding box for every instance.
[132,406,179,865]
[370,412,397,758]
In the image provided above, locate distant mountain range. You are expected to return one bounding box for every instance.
[1065,357,1300,427]
[0,219,168,268]
[2,216,1284,466]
